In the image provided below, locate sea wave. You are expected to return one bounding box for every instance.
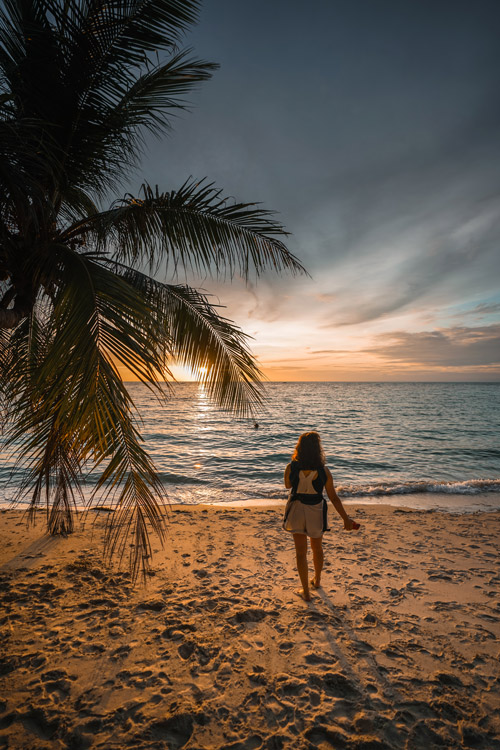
[258,477,500,500]
[336,478,500,497]
[78,471,208,486]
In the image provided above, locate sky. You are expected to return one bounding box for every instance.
[130,0,500,381]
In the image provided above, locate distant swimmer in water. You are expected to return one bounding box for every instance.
[283,431,360,601]
[254,422,259,429]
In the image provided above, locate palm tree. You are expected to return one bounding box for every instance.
[0,0,305,578]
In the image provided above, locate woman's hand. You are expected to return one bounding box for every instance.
[344,517,360,531]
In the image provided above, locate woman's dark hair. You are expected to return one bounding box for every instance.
[291,431,325,469]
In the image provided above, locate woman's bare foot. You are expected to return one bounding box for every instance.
[310,577,321,589]
[295,588,311,602]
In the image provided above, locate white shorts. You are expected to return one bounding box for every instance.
[283,498,329,538]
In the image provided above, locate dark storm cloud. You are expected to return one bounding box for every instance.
[370,324,500,367]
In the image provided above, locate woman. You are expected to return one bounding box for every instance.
[283,431,359,601]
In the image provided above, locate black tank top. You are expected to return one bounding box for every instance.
[288,461,327,505]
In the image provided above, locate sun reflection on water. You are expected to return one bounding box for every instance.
[196,384,210,411]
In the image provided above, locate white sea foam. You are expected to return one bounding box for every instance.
[337,478,500,497]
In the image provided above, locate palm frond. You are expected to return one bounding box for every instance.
[104,49,218,139]
[4,250,170,578]
[64,180,307,279]
[0,118,61,235]
[107,261,264,415]
[0,0,215,200]
[52,0,202,72]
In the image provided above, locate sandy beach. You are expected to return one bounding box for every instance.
[1,503,499,749]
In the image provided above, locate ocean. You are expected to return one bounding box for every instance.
[2,382,500,512]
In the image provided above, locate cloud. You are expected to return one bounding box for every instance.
[314,191,500,327]
[462,302,500,318]
[131,2,500,380]
[369,324,500,368]
[311,349,351,355]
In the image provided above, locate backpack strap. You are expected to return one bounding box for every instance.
[313,465,327,493]
[289,461,301,495]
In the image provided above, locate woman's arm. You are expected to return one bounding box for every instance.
[325,467,357,530]
[284,463,292,488]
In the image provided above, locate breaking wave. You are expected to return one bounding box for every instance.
[336,478,500,497]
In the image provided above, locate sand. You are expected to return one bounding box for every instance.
[0,503,499,750]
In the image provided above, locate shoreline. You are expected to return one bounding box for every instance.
[210,490,500,512]
[1,505,499,748]
[3,489,500,515]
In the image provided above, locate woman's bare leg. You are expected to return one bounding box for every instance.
[310,535,324,588]
[293,534,310,601]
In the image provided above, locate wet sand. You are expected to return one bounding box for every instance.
[0,504,499,749]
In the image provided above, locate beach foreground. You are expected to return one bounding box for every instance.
[0,504,499,749]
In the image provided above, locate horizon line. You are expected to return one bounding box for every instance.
[122,379,500,384]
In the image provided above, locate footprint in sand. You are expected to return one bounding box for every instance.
[276,675,307,695]
[305,726,347,748]
[247,666,267,685]
[178,641,196,660]
[224,734,263,750]
[135,598,166,612]
[149,713,194,749]
[248,640,265,651]
[304,652,336,665]
[193,568,209,579]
